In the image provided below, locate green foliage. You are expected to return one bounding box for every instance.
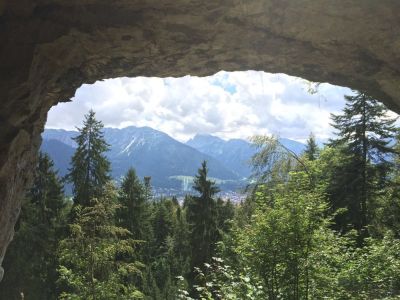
[177,257,265,300]
[117,168,152,245]
[303,132,319,161]
[67,110,111,207]
[250,135,299,185]
[143,197,190,299]
[0,152,68,300]
[5,97,400,299]
[330,92,397,160]
[216,198,235,234]
[214,172,400,299]
[186,161,220,273]
[57,182,143,299]
[328,91,397,234]
[373,132,400,237]
[336,234,400,299]
[235,172,328,299]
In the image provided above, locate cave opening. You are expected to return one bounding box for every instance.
[3,68,400,298]
[42,70,351,199]
[1,2,399,294]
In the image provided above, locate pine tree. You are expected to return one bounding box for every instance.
[328,91,397,235]
[186,161,220,275]
[0,152,67,300]
[304,133,319,161]
[67,109,111,207]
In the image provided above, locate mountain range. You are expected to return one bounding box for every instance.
[41,126,305,193]
[186,134,305,178]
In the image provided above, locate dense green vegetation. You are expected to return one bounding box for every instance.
[1,91,400,299]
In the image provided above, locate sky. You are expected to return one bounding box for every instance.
[46,71,353,143]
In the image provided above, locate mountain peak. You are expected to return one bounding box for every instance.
[41,126,240,192]
[193,133,220,139]
[41,126,306,191]
[188,133,224,144]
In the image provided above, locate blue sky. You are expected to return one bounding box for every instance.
[46,71,352,142]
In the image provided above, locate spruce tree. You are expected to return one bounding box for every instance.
[186,161,220,274]
[59,112,144,298]
[117,168,150,242]
[304,133,319,161]
[57,183,143,299]
[328,91,397,235]
[67,109,110,207]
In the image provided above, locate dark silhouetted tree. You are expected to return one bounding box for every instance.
[328,91,397,235]
[67,109,110,207]
[304,133,319,161]
[186,161,220,274]
[117,168,151,242]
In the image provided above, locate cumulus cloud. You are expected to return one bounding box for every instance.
[46,71,352,142]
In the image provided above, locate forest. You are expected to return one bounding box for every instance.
[1,91,400,299]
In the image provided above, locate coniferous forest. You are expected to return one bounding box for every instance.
[2,91,400,299]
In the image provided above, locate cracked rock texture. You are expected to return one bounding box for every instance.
[0,0,400,280]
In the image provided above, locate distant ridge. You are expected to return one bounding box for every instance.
[41,126,305,192]
[186,134,306,178]
[42,126,239,190]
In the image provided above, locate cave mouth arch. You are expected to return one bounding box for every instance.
[1,0,400,281]
[46,71,350,144]
[41,70,352,198]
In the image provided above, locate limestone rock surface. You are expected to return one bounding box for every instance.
[1,0,400,279]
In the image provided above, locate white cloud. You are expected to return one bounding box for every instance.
[46,71,352,142]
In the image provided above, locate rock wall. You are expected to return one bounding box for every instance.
[1,0,400,280]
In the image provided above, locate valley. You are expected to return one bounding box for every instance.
[42,126,305,197]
